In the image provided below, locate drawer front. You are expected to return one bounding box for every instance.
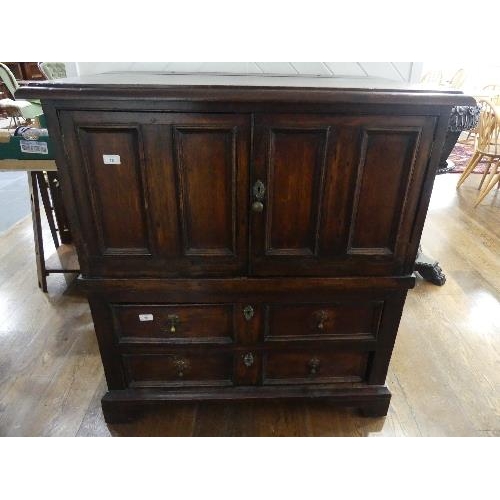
[123,352,234,388]
[113,304,233,343]
[263,349,369,385]
[265,301,383,341]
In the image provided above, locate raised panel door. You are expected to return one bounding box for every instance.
[251,114,436,276]
[59,111,250,277]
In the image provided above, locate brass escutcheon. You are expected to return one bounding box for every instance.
[243,305,254,321]
[253,180,265,200]
[243,352,254,367]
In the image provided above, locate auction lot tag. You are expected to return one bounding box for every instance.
[20,140,48,155]
[103,154,121,165]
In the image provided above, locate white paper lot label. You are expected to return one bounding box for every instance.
[20,140,48,155]
[103,154,121,165]
[139,314,154,322]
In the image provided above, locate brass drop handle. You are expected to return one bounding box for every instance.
[308,357,320,376]
[172,357,189,378]
[252,180,265,213]
[314,310,328,330]
[167,314,179,334]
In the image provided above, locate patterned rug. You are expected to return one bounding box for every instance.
[448,141,489,174]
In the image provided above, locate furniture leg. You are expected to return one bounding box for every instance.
[28,171,47,292]
[475,164,500,206]
[359,398,391,418]
[478,160,493,190]
[457,152,482,188]
[46,172,72,244]
[35,171,60,249]
[414,245,446,286]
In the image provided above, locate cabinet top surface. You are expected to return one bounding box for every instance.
[17,72,475,106]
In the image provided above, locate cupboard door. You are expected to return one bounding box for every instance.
[59,111,250,277]
[251,114,436,276]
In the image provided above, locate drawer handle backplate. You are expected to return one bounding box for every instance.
[167,314,180,334]
[308,357,320,376]
[172,357,190,378]
[314,310,328,330]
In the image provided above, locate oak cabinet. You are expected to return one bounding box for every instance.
[18,73,473,422]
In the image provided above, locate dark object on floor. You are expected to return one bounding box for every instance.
[414,246,446,285]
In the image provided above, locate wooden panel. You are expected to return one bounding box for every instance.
[251,114,339,275]
[123,353,234,388]
[5,62,23,79]
[348,129,420,255]
[79,127,150,255]
[113,303,234,343]
[266,128,328,255]
[252,114,436,277]
[58,111,250,277]
[263,349,369,384]
[174,127,236,256]
[140,125,180,259]
[22,62,45,80]
[265,301,383,341]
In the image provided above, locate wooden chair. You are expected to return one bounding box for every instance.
[37,62,67,80]
[420,69,443,85]
[481,84,500,105]
[449,68,466,89]
[474,159,500,205]
[482,84,500,93]
[461,86,500,144]
[0,63,44,126]
[456,100,500,202]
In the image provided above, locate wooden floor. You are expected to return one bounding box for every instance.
[0,174,499,436]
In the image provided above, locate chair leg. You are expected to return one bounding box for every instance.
[478,160,493,190]
[457,152,482,188]
[475,162,500,207]
[28,171,47,292]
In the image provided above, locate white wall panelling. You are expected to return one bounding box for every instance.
[71,62,422,82]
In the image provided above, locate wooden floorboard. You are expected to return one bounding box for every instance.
[0,174,499,436]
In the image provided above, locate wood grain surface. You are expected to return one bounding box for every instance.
[0,174,499,436]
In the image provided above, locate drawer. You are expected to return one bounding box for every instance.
[122,352,234,388]
[112,304,234,343]
[265,301,383,341]
[263,349,369,384]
